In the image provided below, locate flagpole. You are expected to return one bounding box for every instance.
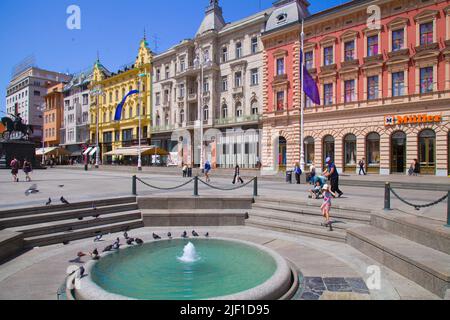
[300,20,305,172]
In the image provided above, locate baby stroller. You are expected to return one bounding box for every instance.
[308,175,327,199]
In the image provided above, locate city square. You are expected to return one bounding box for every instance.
[0,0,449,307]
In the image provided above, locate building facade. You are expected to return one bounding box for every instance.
[89,38,152,164]
[152,0,272,168]
[262,0,450,176]
[5,67,71,141]
[43,83,65,147]
[61,69,94,158]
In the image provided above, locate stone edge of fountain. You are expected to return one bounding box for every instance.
[74,237,292,301]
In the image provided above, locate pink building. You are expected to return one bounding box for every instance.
[262,0,450,176]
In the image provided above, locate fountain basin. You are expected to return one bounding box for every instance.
[75,238,292,300]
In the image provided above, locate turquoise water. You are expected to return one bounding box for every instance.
[90,239,277,300]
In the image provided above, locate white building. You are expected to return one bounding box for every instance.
[152,0,273,168]
[60,69,94,157]
[5,67,71,140]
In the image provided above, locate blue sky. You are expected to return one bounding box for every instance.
[0,0,343,112]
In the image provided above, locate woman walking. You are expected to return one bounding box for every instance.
[294,162,302,184]
[204,160,211,183]
[232,165,244,184]
[23,158,33,182]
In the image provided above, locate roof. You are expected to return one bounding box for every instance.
[265,0,309,34]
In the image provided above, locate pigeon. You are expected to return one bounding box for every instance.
[46,198,52,206]
[60,196,70,205]
[78,217,84,221]
[135,238,144,245]
[91,249,100,260]
[67,227,74,233]
[192,230,199,237]
[126,238,135,245]
[79,266,85,277]
[103,245,113,252]
[25,184,39,196]
[112,242,121,250]
[152,233,161,240]
[124,231,129,240]
[181,231,188,239]
[58,185,65,188]
[77,252,86,258]
[92,202,97,210]
[92,213,100,219]
[63,240,70,245]
[167,232,172,239]
[94,234,103,242]
[205,232,209,238]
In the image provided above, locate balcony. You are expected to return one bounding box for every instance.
[214,114,261,126]
[273,74,288,85]
[152,124,175,133]
[320,64,337,74]
[341,59,359,68]
[188,93,197,101]
[232,86,244,96]
[363,54,383,64]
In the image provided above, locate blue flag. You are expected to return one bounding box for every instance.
[301,50,321,106]
[114,90,139,121]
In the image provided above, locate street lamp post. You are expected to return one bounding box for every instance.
[194,49,211,170]
[90,86,103,169]
[137,72,148,171]
[38,103,46,166]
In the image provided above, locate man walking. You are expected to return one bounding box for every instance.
[323,157,343,198]
[358,158,366,175]
[10,156,20,182]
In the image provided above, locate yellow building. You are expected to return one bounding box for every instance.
[89,38,152,165]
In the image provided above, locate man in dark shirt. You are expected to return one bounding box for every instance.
[323,157,343,198]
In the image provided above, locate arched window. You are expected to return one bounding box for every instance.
[164,113,169,126]
[344,134,357,170]
[251,100,259,115]
[103,112,107,123]
[366,132,380,172]
[418,129,436,174]
[235,102,243,118]
[129,106,133,119]
[156,113,160,126]
[304,137,315,165]
[236,42,242,59]
[391,131,407,173]
[222,104,228,118]
[203,106,209,121]
[180,109,185,123]
[323,135,335,164]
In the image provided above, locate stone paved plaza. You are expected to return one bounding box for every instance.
[0,167,448,300]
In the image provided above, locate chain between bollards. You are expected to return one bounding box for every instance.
[193,176,199,197]
[132,175,137,196]
[384,182,391,211]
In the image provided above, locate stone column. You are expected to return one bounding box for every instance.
[436,129,448,176]
[406,131,418,175]
[356,136,365,175]
[335,136,343,174]
[380,133,390,175]
[315,138,323,173]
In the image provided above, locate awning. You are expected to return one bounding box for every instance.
[36,147,71,156]
[83,147,93,155]
[103,146,169,157]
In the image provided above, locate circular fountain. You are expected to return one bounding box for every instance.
[74,238,292,300]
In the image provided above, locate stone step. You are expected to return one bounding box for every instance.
[371,210,450,255]
[0,203,138,229]
[246,216,346,242]
[0,230,24,264]
[137,196,254,210]
[24,219,144,249]
[0,196,137,219]
[257,197,372,215]
[141,209,248,227]
[347,225,450,298]
[6,211,142,238]
[253,201,371,224]
[249,208,363,231]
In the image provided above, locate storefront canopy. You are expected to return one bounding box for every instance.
[36,147,71,156]
[104,146,169,157]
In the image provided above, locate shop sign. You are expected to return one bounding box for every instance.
[384,114,442,126]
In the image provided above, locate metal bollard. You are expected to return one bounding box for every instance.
[194,176,199,197]
[445,191,450,228]
[384,182,391,211]
[132,175,137,196]
[253,177,258,197]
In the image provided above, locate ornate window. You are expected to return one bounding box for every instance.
[392,29,404,51]
[367,35,379,56]
[323,83,333,105]
[323,46,334,65]
[367,75,379,100]
[420,22,433,45]
[235,102,243,118]
[344,79,355,103]
[392,72,405,97]
[420,67,433,93]
[344,41,355,61]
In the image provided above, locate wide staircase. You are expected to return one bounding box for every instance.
[246,197,372,242]
[0,196,143,262]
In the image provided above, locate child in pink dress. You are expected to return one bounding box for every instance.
[321,184,336,226]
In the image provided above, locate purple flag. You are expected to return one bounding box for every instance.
[301,50,320,105]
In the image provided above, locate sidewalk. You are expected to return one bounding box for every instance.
[58,165,450,190]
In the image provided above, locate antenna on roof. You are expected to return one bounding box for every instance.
[144,27,146,40]
[259,0,261,10]
[96,50,100,63]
